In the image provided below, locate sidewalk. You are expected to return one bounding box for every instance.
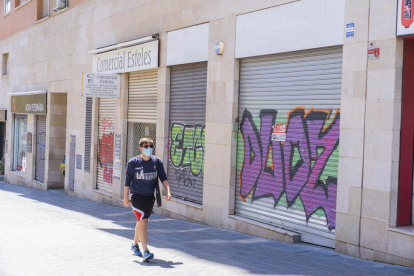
[1,182,414,276]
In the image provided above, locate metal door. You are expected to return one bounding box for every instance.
[69,135,76,190]
[235,46,342,247]
[167,62,207,204]
[97,98,115,193]
[35,115,46,182]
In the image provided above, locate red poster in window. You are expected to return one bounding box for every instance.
[402,0,414,28]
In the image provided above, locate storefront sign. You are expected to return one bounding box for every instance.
[0,110,6,121]
[82,73,121,98]
[271,124,286,142]
[368,42,380,60]
[10,93,47,115]
[27,132,32,153]
[92,40,159,74]
[113,134,121,180]
[397,0,414,36]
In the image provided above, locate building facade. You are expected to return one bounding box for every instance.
[1,0,414,267]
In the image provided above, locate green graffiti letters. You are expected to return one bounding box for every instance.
[170,122,205,176]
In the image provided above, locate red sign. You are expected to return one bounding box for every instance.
[402,0,414,28]
[368,43,380,60]
[272,124,286,142]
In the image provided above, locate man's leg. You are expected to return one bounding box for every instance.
[138,219,148,251]
[134,221,139,244]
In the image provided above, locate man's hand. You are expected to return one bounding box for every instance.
[123,197,130,206]
[166,193,172,201]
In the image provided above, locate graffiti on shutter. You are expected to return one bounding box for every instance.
[98,117,114,184]
[238,107,340,230]
[167,122,205,189]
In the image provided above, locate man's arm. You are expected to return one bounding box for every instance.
[162,180,171,201]
[124,161,133,206]
[123,186,130,206]
[157,158,171,201]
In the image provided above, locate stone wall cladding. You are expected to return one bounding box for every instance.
[0,0,413,268]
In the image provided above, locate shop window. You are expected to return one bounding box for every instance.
[13,116,27,173]
[4,0,11,14]
[2,53,9,76]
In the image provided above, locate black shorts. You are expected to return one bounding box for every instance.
[130,194,155,221]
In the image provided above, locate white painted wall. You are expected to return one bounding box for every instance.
[166,23,209,66]
[235,0,345,58]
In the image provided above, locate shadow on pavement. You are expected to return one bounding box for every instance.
[134,259,183,268]
[2,182,414,276]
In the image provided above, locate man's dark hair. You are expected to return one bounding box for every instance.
[139,137,154,147]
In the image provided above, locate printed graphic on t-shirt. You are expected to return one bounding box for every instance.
[135,167,157,181]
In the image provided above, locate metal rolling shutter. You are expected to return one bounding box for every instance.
[126,69,158,162]
[35,115,46,183]
[84,97,92,172]
[235,46,342,248]
[128,69,158,123]
[168,62,207,204]
[97,98,115,193]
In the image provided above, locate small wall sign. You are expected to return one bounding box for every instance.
[82,73,121,98]
[76,154,82,169]
[113,134,122,180]
[346,23,354,37]
[368,42,380,60]
[27,132,32,153]
[271,124,286,142]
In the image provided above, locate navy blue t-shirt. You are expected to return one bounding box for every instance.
[125,155,168,196]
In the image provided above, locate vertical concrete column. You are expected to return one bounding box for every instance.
[203,16,238,228]
[359,1,403,259]
[336,0,371,257]
[157,32,170,198]
[112,73,128,205]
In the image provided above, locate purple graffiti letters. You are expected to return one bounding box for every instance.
[239,107,340,230]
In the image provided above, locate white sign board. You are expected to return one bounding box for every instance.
[397,0,414,36]
[166,23,209,66]
[92,40,159,74]
[235,0,345,59]
[271,124,286,142]
[82,73,120,98]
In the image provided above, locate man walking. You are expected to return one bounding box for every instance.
[123,137,171,262]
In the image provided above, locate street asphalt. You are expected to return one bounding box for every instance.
[1,181,414,276]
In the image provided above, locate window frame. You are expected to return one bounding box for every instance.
[4,0,11,15]
[2,53,9,77]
